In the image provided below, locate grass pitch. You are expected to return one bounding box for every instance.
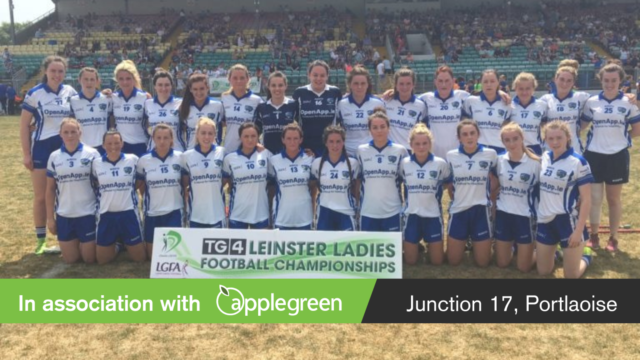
[1,115,639,359]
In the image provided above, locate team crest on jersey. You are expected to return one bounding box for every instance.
[568,102,577,109]
[520,173,531,182]
[258,160,266,167]
[327,98,335,106]
[301,165,310,172]
[479,161,489,169]
[388,155,398,163]
[367,110,373,115]
[134,104,143,111]
[99,103,107,111]
[285,112,294,120]
[172,164,181,172]
[556,169,567,179]
[342,170,350,178]
[618,107,627,114]
[214,160,223,167]
[533,111,542,118]
[245,105,254,113]
[171,110,179,116]
[429,170,438,179]
[498,109,505,117]
[124,166,133,174]
[81,158,91,166]
[452,101,460,108]
[207,113,217,119]
[408,110,417,117]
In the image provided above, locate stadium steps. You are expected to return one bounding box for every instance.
[374,46,388,60]
[586,40,613,60]
[21,69,44,94]
[353,18,367,40]
[158,23,185,70]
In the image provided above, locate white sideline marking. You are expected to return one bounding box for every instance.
[39,263,70,279]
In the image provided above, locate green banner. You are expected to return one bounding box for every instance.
[0,279,375,323]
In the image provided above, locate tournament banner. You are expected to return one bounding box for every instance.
[209,76,261,95]
[1,279,639,323]
[150,229,403,279]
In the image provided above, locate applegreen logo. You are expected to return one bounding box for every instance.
[216,285,245,316]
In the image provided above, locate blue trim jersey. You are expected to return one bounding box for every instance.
[145,96,185,152]
[445,145,498,214]
[509,96,548,148]
[582,92,640,154]
[420,90,470,159]
[181,145,226,226]
[254,98,298,154]
[221,90,263,154]
[357,140,408,218]
[337,94,385,157]
[538,148,593,223]
[463,92,511,149]
[47,143,99,217]
[311,155,360,216]
[22,83,77,142]
[495,152,541,218]
[293,84,342,152]
[112,88,148,146]
[539,91,590,154]
[268,150,314,227]
[91,153,139,214]
[223,148,272,224]
[385,94,428,150]
[185,97,224,150]
[136,149,184,217]
[70,91,112,148]
[400,153,450,218]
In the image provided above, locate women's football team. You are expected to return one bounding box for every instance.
[22,55,640,278]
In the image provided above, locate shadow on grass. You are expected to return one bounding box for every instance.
[0,252,151,279]
[402,247,640,279]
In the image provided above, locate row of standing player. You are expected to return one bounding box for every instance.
[21,56,639,271]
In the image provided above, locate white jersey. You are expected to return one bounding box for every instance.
[112,88,148,145]
[446,145,498,214]
[70,91,112,147]
[357,141,408,218]
[420,90,470,159]
[385,95,428,149]
[221,90,263,154]
[92,153,139,214]
[463,93,511,149]
[223,148,272,223]
[538,148,593,223]
[22,83,77,142]
[136,149,184,217]
[47,143,99,217]
[311,155,360,216]
[182,145,226,225]
[337,94,385,157]
[268,151,314,227]
[509,96,548,148]
[145,96,185,152]
[495,152,541,218]
[185,97,224,150]
[400,153,450,218]
[539,91,590,153]
[582,92,640,154]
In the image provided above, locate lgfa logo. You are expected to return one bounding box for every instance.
[216,285,343,317]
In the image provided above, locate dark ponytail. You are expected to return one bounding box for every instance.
[179,73,209,133]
